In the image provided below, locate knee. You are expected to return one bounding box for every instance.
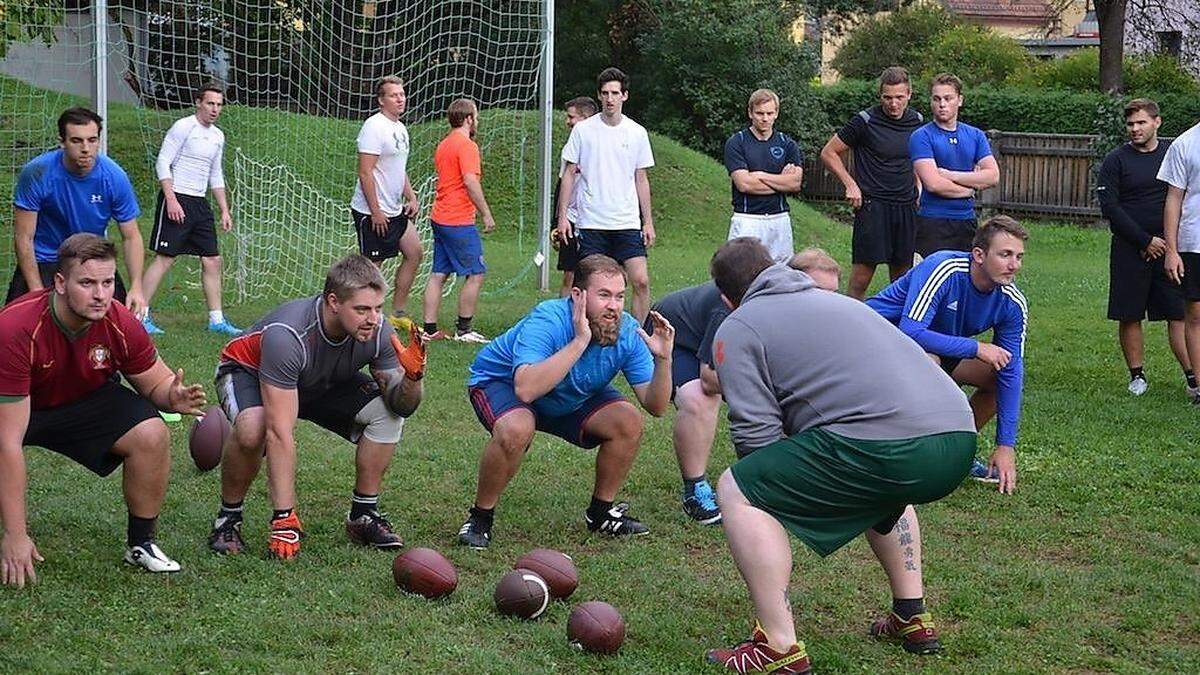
[492,414,534,455]
[631,276,650,296]
[716,468,740,503]
[230,410,266,453]
[677,385,719,418]
[201,255,223,272]
[119,418,171,462]
[607,404,644,442]
[403,242,424,263]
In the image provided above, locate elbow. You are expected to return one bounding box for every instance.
[513,382,537,405]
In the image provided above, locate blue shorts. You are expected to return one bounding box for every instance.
[467,379,626,449]
[577,229,646,264]
[431,222,487,276]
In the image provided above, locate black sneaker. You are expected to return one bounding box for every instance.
[585,502,650,537]
[209,516,245,555]
[457,516,492,549]
[346,511,404,549]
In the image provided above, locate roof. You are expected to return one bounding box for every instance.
[943,0,1056,22]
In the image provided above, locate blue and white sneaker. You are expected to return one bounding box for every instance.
[141,314,165,335]
[207,319,243,336]
[968,458,1000,483]
[682,479,722,525]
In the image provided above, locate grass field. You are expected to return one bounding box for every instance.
[1,80,1199,673]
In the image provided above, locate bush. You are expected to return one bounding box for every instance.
[830,5,958,81]
[1126,53,1200,96]
[923,25,1032,85]
[1008,48,1101,91]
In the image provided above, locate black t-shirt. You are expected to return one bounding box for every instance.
[651,281,729,365]
[836,105,923,203]
[1097,141,1172,250]
[723,128,804,215]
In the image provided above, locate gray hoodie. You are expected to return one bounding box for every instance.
[714,264,976,457]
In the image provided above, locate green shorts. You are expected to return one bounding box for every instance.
[730,428,976,557]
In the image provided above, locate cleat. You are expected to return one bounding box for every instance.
[456,516,492,550]
[870,611,942,654]
[208,319,243,336]
[266,511,305,560]
[705,632,811,673]
[124,541,181,573]
[1188,385,1200,404]
[142,314,165,335]
[208,516,245,555]
[1128,376,1148,396]
[454,330,491,344]
[585,502,650,537]
[426,330,452,341]
[968,458,1000,484]
[683,479,722,525]
[346,511,404,549]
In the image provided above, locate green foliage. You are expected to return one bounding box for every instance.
[1125,53,1200,96]
[830,5,959,80]
[923,24,1032,85]
[1010,48,1199,97]
[0,1,65,58]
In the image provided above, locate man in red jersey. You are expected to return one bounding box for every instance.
[0,234,206,587]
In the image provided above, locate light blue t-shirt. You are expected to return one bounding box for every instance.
[468,298,655,417]
[13,149,140,262]
[909,121,991,221]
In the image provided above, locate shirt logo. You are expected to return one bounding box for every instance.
[88,344,110,370]
[770,146,785,160]
[714,339,726,365]
[40,359,54,370]
[90,194,103,203]
[948,137,958,145]
[947,300,959,311]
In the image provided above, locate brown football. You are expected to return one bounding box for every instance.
[494,568,550,620]
[567,601,625,654]
[392,548,457,599]
[188,406,228,471]
[514,548,578,600]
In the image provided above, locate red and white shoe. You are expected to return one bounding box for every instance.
[705,624,811,674]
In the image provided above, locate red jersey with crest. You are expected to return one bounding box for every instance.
[0,289,157,409]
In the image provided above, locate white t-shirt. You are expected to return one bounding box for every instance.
[155,115,225,198]
[558,159,582,224]
[1158,122,1200,253]
[560,114,654,231]
[351,112,410,217]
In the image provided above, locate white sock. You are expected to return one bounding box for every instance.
[209,310,225,324]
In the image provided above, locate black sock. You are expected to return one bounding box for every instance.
[456,315,473,333]
[1186,370,1197,388]
[1130,366,1145,381]
[424,322,438,335]
[683,475,706,491]
[127,514,157,547]
[469,505,494,529]
[350,491,379,520]
[587,496,614,521]
[892,597,926,621]
[217,499,243,524]
[272,507,294,521]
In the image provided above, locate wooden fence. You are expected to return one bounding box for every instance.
[801,130,1147,223]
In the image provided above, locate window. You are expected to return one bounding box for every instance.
[1158,30,1182,57]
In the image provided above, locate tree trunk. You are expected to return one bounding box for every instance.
[1095,0,1126,94]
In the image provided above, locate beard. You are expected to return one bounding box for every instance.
[589,314,620,346]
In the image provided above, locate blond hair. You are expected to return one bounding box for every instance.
[747,88,780,113]
[788,247,841,276]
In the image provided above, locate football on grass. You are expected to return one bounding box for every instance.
[188,406,228,471]
[494,568,551,620]
[568,601,625,654]
[392,548,457,599]
[514,548,578,600]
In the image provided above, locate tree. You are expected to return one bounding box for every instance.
[1095,0,1126,93]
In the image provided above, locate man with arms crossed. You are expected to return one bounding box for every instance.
[551,96,597,297]
[0,234,207,586]
[456,255,674,549]
[351,76,423,321]
[1096,98,1195,399]
[867,216,1028,491]
[909,74,999,257]
[558,68,656,322]
[820,67,924,299]
[9,108,146,315]
[422,98,496,343]
[140,83,242,336]
[208,255,426,559]
[724,89,803,263]
[1161,115,1200,402]
[704,238,977,673]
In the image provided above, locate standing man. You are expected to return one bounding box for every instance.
[704,238,977,673]
[0,234,207,586]
[140,83,242,337]
[820,67,924,299]
[1161,115,1200,403]
[9,107,146,315]
[866,216,1028,492]
[351,76,423,321]
[724,89,803,263]
[422,98,496,343]
[455,255,674,549]
[1097,98,1195,399]
[909,73,999,257]
[207,255,425,559]
[551,96,597,297]
[557,67,656,322]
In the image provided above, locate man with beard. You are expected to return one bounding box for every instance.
[867,216,1028,493]
[1097,98,1195,399]
[207,254,426,560]
[0,234,207,585]
[456,254,674,549]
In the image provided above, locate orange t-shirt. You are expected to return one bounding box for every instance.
[431,130,482,225]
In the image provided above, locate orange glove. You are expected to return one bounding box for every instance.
[391,323,426,381]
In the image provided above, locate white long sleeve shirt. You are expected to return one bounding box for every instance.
[155,114,226,197]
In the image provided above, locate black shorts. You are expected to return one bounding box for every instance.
[1180,253,1200,303]
[939,356,962,377]
[23,381,162,477]
[577,229,646,264]
[352,208,409,261]
[215,366,381,443]
[1108,240,1185,321]
[915,216,977,258]
[556,227,581,272]
[151,191,219,257]
[852,199,917,266]
[5,263,127,305]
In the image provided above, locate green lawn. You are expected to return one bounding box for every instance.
[1,79,1199,673]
